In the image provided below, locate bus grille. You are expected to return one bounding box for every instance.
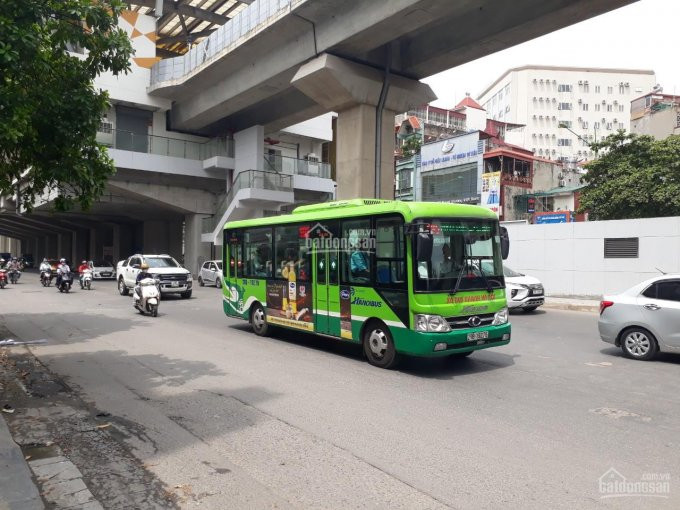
[446,313,495,329]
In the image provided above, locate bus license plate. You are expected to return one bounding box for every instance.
[171,281,179,287]
[467,331,488,342]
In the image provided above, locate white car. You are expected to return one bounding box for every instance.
[89,260,115,279]
[117,254,193,298]
[198,260,223,288]
[504,265,544,312]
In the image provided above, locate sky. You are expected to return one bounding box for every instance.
[423,0,680,109]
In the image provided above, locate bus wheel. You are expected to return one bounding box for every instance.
[251,303,269,336]
[363,322,398,369]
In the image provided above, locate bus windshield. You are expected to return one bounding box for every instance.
[414,219,504,292]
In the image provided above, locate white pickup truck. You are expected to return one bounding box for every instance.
[117,254,193,298]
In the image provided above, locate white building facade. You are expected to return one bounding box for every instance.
[478,66,656,163]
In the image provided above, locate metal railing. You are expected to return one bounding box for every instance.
[202,170,293,233]
[263,154,331,179]
[151,0,305,86]
[96,128,234,160]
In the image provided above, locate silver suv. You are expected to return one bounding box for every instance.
[117,254,193,298]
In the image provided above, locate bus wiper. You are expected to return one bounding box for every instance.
[449,235,471,296]
[476,259,493,293]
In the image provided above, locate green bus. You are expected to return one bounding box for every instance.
[223,199,511,368]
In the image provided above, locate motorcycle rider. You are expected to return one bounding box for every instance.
[39,258,51,281]
[6,258,20,282]
[56,258,70,289]
[0,258,5,269]
[78,260,90,287]
[133,262,154,303]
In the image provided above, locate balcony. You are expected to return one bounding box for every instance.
[97,127,233,160]
[202,170,294,244]
[263,154,331,179]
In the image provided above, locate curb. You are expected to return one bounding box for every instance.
[0,413,44,509]
[542,302,599,313]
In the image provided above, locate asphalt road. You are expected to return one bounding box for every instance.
[2,273,679,509]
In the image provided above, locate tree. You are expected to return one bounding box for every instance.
[401,135,422,158]
[578,131,680,220]
[0,0,132,212]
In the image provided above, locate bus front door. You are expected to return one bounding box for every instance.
[314,245,340,336]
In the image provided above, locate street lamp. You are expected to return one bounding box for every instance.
[558,122,598,158]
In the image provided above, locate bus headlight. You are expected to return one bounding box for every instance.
[415,314,451,333]
[492,307,509,325]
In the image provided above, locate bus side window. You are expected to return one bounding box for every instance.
[342,218,373,285]
[375,217,406,288]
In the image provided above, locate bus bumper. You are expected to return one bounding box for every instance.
[392,323,511,357]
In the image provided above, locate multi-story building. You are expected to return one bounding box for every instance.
[478,65,656,164]
[630,91,680,139]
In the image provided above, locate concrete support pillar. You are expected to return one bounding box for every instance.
[57,234,63,260]
[111,224,120,264]
[292,53,436,199]
[336,104,396,199]
[234,125,264,177]
[89,228,96,260]
[184,214,210,275]
[71,231,78,265]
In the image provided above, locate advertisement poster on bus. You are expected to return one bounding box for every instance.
[266,281,314,331]
[481,171,501,216]
[339,286,353,339]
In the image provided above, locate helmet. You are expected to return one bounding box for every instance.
[140,263,149,270]
[82,260,87,264]
[43,258,47,262]
[60,258,66,263]
[0,259,4,264]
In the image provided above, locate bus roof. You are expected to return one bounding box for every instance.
[224,199,497,229]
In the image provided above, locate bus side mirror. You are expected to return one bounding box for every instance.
[500,226,510,260]
[416,233,433,262]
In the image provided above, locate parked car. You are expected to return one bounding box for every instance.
[198,260,223,288]
[117,254,192,298]
[48,259,61,277]
[599,275,680,360]
[504,265,544,312]
[89,260,115,279]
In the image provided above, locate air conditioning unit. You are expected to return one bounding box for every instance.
[558,179,566,187]
[578,99,582,103]
[584,80,589,85]
[557,172,564,179]
[552,79,557,84]
[533,78,537,83]
[551,98,556,102]
[539,115,544,119]
[552,115,556,120]
[602,100,606,104]
[578,80,583,85]
[625,82,630,87]
[540,79,544,83]
[533,114,537,119]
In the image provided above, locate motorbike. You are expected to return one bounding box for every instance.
[0,270,7,289]
[40,270,52,287]
[80,269,93,290]
[58,272,73,293]
[8,269,20,284]
[134,277,160,317]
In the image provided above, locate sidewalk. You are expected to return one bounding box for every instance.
[543,296,600,313]
[0,412,44,510]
